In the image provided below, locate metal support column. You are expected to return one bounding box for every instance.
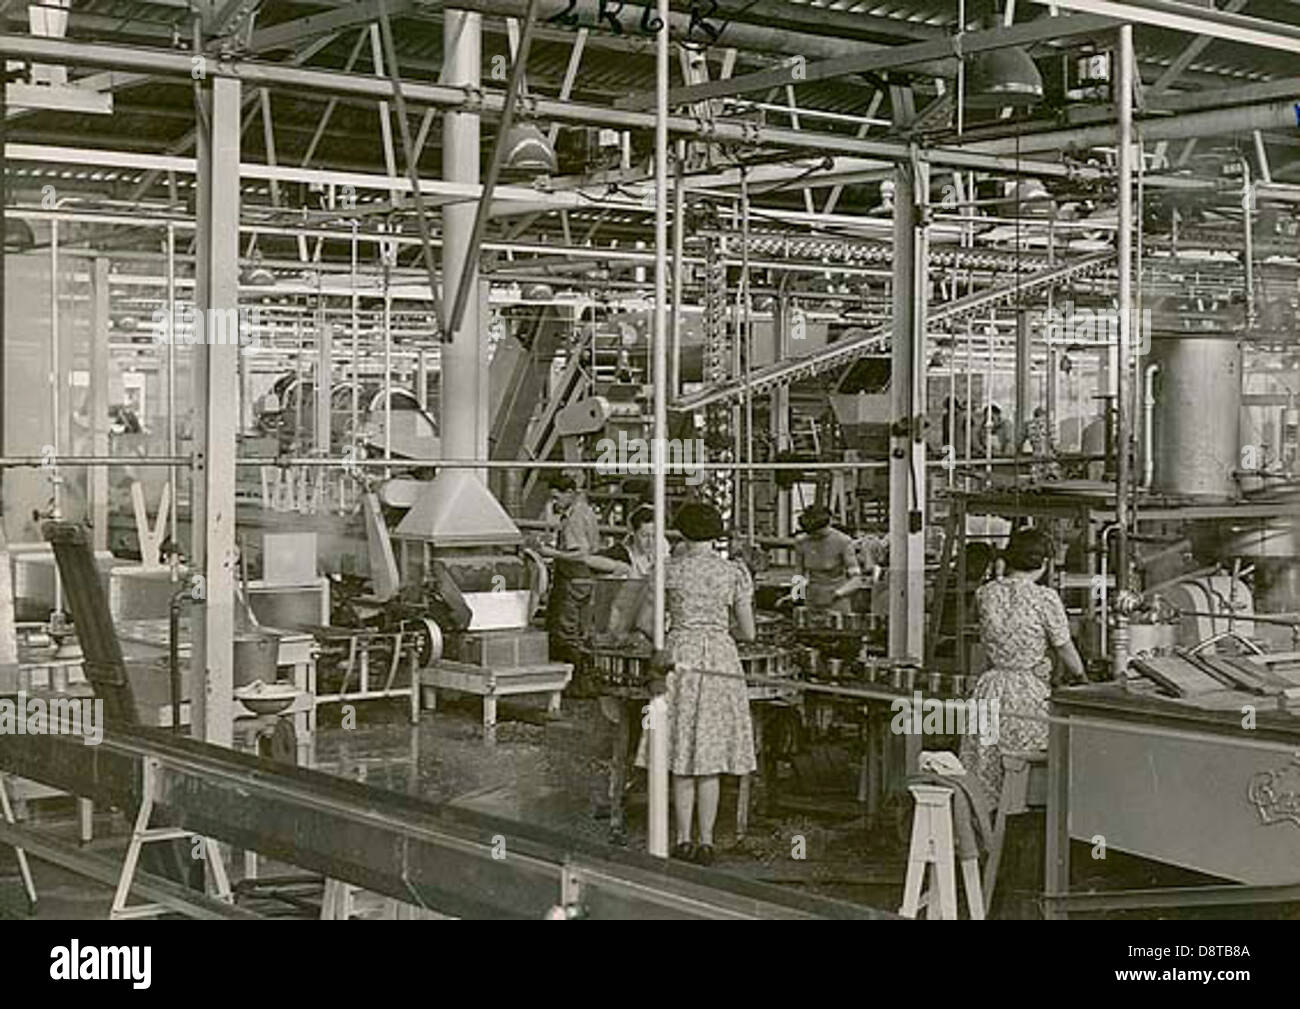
[647,0,670,861]
[888,156,927,665]
[190,73,241,748]
[316,320,333,454]
[1115,25,1133,601]
[89,258,110,551]
[1015,309,1031,452]
[441,9,484,470]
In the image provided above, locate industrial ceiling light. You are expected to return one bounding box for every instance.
[504,122,557,175]
[965,44,1044,108]
[4,218,35,252]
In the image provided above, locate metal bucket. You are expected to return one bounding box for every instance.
[234,632,280,687]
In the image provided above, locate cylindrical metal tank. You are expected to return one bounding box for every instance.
[1149,334,1242,498]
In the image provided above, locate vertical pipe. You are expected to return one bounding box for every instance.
[1015,310,1031,452]
[350,222,359,450]
[383,265,392,473]
[1242,159,1255,328]
[1115,25,1133,601]
[50,218,62,618]
[441,9,483,472]
[647,0,670,861]
[166,223,179,578]
[670,139,686,399]
[741,169,755,544]
[0,73,6,477]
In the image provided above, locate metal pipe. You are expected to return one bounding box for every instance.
[168,584,189,735]
[0,35,1121,178]
[0,456,192,467]
[964,98,1300,156]
[670,139,685,399]
[741,168,755,545]
[166,222,179,577]
[49,216,62,619]
[648,0,669,862]
[383,262,392,472]
[447,0,543,343]
[1142,362,1158,489]
[440,8,483,468]
[376,0,444,331]
[1115,24,1133,609]
[1241,158,1256,328]
[350,220,359,456]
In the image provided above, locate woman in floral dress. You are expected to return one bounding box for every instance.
[639,502,757,865]
[959,528,1086,806]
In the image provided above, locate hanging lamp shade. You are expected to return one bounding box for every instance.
[4,218,35,252]
[965,45,1044,108]
[503,122,557,175]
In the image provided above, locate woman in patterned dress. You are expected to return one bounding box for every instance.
[959,528,1086,806]
[639,501,757,865]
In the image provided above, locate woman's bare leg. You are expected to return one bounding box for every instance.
[697,775,721,846]
[672,775,696,845]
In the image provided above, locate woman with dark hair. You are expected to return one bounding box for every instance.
[638,501,757,865]
[960,527,1086,804]
[790,503,862,613]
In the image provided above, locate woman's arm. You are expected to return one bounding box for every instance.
[584,553,633,576]
[1042,589,1087,684]
[1053,639,1087,684]
[733,595,757,642]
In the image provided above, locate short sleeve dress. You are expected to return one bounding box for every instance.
[958,578,1071,803]
[637,549,758,777]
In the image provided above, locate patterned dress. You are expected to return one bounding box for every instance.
[959,577,1071,804]
[637,549,758,777]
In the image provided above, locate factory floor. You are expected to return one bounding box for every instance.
[3,695,1299,919]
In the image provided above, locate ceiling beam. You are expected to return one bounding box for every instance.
[616,12,1114,111]
[246,0,413,53]
[1025,0,1300,54]
[1150,0,1249,92]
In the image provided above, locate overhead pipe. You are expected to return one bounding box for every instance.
[0,35,1119,179]
[964,98,1300,156]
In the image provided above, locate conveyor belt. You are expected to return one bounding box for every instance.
[0,722,892,920]
[675,251,1113,411]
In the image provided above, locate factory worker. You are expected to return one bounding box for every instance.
[975,403,1011,457]
[538,473,612,662]
[959,528,1087,806]
[636,501,757,866]
[599,505,661,579]
[791,504,862,613]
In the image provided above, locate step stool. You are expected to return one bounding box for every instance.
[898,783,984,920]
[982,750,1047,913]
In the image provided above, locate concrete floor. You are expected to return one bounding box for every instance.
[5,694,1297,919]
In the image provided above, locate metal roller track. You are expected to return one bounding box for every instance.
[0,724,890,920]
[675,251,1115,412]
